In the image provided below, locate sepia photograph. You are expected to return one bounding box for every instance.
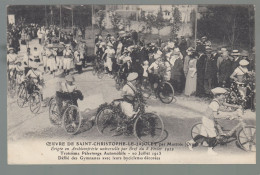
[7,4,256,164]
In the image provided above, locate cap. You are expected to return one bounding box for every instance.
[211,87,227,95]
[127,72,138,81]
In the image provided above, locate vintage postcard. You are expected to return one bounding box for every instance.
[7,4,256,164]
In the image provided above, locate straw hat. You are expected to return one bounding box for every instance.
[8,47,14,51]
[143,60,149,65]
[127,72,138,81]
[186,47,195,53]
[231,50,240,56]
[239,59,249,66]
[65,74,75,82]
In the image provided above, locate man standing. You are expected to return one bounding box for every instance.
[230,50,241,72]
[218,51,232,87]
[196,45,206,97]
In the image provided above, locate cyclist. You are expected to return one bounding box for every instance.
[230,59,249,99]
[25,61,45,105]
[7,47,18,81]
[113,72,139,136]
[186,87,242,155]
[56,74,83,116]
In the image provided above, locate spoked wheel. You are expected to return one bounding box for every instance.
[140,82,152,99]
[49,98,62,126]
[191,122,203,140]
[134,113,164,143]
[96,106,119,136]
[17,84,28,108]
[92,66,97,76]
[158,82,175,104]
[97,67,105,79]
[115,76,121,91]
[8,79,17,98]
[62,105,82,135]
[237,125,256,152]
[29,91,42,114]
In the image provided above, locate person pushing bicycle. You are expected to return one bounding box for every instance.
[186,87,242,155]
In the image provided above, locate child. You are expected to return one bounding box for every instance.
[142,60,149,89]
[186,87,241,155]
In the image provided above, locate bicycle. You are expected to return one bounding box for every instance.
[16,78,42,114]
[96,91,165,143]
[191,109,256,152]
[49,90,83,135]
[114,67,127,91]
[7,69,17,98]
[140,74,176,104]
[92,58,105,79]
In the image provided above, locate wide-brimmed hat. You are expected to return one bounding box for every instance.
[239,59,249,66]
[231,50,240,56]
[107,42,113,47]
[186,47,195,53]
[241,50,249,57]
[127,72,138,81]
[211,87,227,95]
[65,74,75,82]
[8,47,14,51]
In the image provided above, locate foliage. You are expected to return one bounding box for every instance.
[95,10,106,35]
[171,7,182,38]
[140,6,170,35]
[197,5,254,49]
[109,11,122,32]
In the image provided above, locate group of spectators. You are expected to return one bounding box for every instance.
[93,31,255,98]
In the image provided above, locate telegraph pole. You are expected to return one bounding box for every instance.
[194,5,198,49]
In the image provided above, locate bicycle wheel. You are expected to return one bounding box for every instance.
[92,66,97,76]
[96,105,119,136]
[115,76,121,91]
[97,67,105,79]
[62,105,82,135]
[140,81,152,99]
[134,113,164,143]
[158,82,175,104]
[191,122,203,140]
[237,125,256,152]
[49,98,61,126]
[17,84,27,108]
[8,78,16,98]
[29,91,42,114]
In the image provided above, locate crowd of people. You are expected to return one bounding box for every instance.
[93,31,255,100]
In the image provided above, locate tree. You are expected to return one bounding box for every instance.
[171,7,182,38]
[197,5,254,49]
[140,6,170,35]
[95,10,106,35]
[109,11,122,32]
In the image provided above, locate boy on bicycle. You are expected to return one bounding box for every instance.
[56,74,83,116]
[186,87,242,155]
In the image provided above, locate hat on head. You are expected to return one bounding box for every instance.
[205,46,212,52]
[8,47,14,51]
[127,72,138,81]
[201,36,207,40]
[221,48,227,52]
[107,42,113,47]
[143,60,149,65]
[241,50,249,57]
[239,59,249,66]
[211,87,227,95]
[186,47,195,53]
[65,74,75,82]
[231,50,240,56]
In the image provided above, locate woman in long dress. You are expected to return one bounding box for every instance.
[185,54,197,96]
